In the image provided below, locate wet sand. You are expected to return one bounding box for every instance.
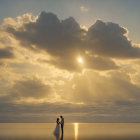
[0,123,140,140]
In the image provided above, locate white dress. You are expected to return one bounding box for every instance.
[53,123,60,136]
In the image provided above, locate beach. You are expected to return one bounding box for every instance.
[0,123,140,140]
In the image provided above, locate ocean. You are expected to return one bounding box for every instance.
[0,123,140,140]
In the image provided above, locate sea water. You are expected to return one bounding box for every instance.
[0,123,140,140]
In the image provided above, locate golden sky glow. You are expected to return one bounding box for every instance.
[0,2,140,123]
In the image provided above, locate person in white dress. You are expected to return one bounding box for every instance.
[53,118,61,140]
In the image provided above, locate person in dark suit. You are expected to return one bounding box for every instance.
[60,115,64,135]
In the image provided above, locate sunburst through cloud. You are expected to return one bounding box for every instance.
[0,0,140,140]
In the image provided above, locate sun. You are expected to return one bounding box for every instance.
[77,57,83,63]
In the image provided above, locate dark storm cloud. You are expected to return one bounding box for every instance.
[12,77,52,99]
[5,11,140,71]
[0,47,15,59]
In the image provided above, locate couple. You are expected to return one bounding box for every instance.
[53,115,64,139]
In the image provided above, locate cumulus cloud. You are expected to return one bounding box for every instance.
[12,77,52,99]
[5,11,121,71]
[87,20,140,58]
[5,12,140,60]
[6,12,85,56]
[5,12,140,72]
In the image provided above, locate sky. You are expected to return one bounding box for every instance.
[0,0,140,122]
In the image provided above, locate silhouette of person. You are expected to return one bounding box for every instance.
[60,115,64,135]
[53,118,61,140]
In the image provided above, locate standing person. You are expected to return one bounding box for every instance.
[60,115,64,135]
[53,118,61,138]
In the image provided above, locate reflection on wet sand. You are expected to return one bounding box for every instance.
[0,123,140,140]
[60,133,63,140]
[54,134,60,140]
[74,123,78,140]
[55,134,63,140]
[54,131,63,140]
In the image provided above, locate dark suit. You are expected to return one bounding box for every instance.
[61,117,64,134]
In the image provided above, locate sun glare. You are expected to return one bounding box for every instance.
[74,123,79,140]
[77,57,83,63]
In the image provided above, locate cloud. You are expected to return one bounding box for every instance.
[41,55,118,72]
[6,12,140,61]
[87,20,140,58]
[83,55,118,70]
[5,11,122,71]
[63,70,140,104]
[0,47,15,59]
[6,12,85,56]
[80,6,89,12]
[12,77,52,99]
[0,96,140,122]
[1,11,140,122]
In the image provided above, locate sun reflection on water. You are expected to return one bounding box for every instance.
[74,123,79,140]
